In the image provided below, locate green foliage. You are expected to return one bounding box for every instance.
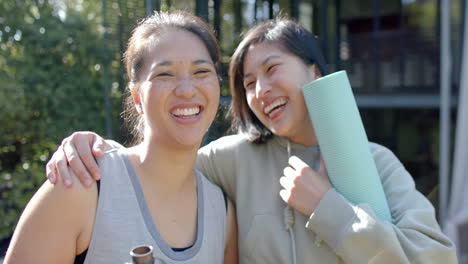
[0,0,260,243]
[0,142,53,240]
[0,0,113,240]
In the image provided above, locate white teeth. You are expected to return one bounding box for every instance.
[172,107,200,116]
[264,98,287,114]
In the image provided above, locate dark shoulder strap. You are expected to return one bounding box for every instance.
[96,179,101,195]
[74,249,87,264]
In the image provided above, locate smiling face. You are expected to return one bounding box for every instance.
[133,29,220,148]
[242,41,319,145]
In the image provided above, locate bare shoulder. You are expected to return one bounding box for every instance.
[4,168,97,264]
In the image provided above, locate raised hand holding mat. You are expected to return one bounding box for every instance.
[302,70,392,222]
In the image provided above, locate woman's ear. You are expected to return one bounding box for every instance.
[309,64,322,80]
[130,85,144,114]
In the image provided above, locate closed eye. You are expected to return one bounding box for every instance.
[267,64,279,73]
[156,72,173,77]
[245,80,255,90]
[195,69,211,75]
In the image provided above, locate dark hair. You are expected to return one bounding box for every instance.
[228,17,329,143]
[122,11,221,145]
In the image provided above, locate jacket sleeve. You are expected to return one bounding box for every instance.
[195,136,239,200]
[305,144,457,264]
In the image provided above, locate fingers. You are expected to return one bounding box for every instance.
[92,135,106,158]
[280,156,332,216]
[75,134,102,181]
[63,139,93,187]
[279,175,294,191]
[56,151,73,187]
[283,166,296,179]
[46,145,64,184]
[47,131,103,188]
[62,131,104,186]
[46,163,56,184]
[279,189,291,203]
[288,156,309,171]
[280,167,297,204]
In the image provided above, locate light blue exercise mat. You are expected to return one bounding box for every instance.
[302,70,392,222]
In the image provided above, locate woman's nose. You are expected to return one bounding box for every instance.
[255,78,272,98]
[175,78,196,98]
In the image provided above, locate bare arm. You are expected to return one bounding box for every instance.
[224,199,238,264]
[5,168,97,264]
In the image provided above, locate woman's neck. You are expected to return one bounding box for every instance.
[287,134,317,146]
[128,138,199,194]
[286,120,318,147]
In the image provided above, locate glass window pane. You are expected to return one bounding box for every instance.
[338,0,440,94]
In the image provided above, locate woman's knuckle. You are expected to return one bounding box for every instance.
[56,159,67,167]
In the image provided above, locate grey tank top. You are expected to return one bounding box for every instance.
[84,149,226,264]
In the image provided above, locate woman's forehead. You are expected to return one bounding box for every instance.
[243,42,284,68]
[145,31,212,62]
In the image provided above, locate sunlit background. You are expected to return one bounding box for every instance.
[1,0,467,262]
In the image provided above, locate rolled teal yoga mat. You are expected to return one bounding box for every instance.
[302,70,392,222]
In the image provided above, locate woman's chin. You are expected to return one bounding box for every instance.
[173,134,204,148]
[268,126,288,138]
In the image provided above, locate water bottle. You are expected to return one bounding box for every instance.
[129,245,155,264]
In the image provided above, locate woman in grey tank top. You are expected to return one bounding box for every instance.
[4,11,238,264]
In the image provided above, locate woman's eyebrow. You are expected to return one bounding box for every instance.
[151,59,213,68]
[146,61,171,79]
[151,60,172,69]
[244,55,281,80]
[193,59,214,66]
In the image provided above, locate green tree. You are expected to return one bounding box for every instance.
[0,0,113,240]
